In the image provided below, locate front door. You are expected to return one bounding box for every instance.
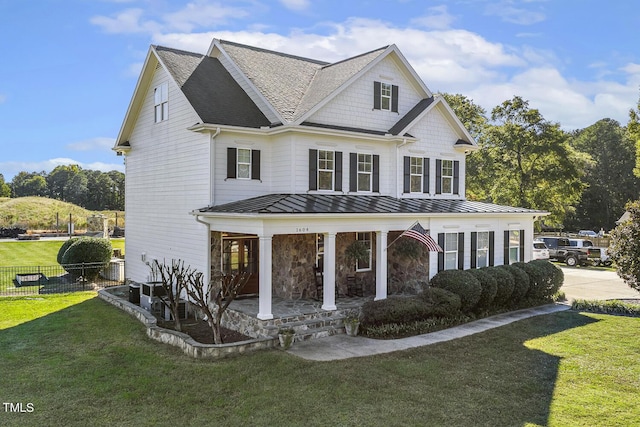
[222,237,259,295]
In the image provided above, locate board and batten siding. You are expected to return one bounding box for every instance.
[307,56,422,133]
[124,66,210,283]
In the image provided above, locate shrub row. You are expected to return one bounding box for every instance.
[572,299,640,317]
[361,260,564,333]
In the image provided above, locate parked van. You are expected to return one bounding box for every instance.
[532,240,550,260]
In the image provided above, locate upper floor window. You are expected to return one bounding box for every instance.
[309,149,342,191]
[403,157,429,194]
[356,232,372,272]
[373,81,398,112]
[227,147,261,180]
[436,159,460,195]
[350,153,379,193]
[441,160,454,194]
[154,82,168,123]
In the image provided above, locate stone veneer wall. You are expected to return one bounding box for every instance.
[272,234,316,298]
[387,231,430,294]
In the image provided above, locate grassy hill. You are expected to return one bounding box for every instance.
[0,197,124,231]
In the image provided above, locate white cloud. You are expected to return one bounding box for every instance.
[484,1,546,25]
[90,8,161,34]
[410,5,456,30]
[66,137,116,151]
[279,0,311,12]
[163,1,250,32]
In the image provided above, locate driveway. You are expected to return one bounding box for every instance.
[559,266,640,302]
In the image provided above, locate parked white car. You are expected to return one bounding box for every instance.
[532,240,550,260]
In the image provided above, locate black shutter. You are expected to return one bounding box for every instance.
[373,154,380,192]
[435,159,442,194]
[309,149,317,190]
[470,232,477,269]
[438,233,445,272]
[350,153,357,192]
[251,150,260,180]
[489,231,495,266]
[457,233,464,270]
[453,160,460,195]
[335,151,343,191]
[504,230,510,265]
[373,81,381,110]
[519,229,525,262]
[227,147,236,179]
[423,157,430,193]
[391,85,399,112]
[403,156,410,193]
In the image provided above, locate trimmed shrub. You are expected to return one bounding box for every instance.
[57,237,80,264]
[512,260,562,301]
[500,265,530,304]
[483,266,514,308]
[466,268,498,311]
[419,287,462,317]
[60,237,113,280]
[429,270,482,313]
[360,296,432,327]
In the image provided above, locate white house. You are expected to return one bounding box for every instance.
[114,39,546,321]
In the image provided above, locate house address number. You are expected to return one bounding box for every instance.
[295,227,309,233]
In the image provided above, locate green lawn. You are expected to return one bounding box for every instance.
[0,239,125,267]
[1,293,638,426]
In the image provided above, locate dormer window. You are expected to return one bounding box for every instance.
[154,82,168,123]
[373,81,398,112]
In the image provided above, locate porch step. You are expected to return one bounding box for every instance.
[268,314,347,342]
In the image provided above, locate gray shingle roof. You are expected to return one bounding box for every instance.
[197,194,545,215]
[156,46,270,128]
[388,97,435,135]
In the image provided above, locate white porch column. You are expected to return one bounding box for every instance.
[257,234,273,320]
[375,230,388,301]
[322,232,337,311]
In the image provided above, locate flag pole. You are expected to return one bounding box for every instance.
[386,220,418,248]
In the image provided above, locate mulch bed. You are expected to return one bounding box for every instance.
[157,317,251,344]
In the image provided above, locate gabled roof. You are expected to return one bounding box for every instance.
[196,194,545,216]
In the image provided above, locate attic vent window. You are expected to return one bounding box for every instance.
[154,82,168,123]
[373,81,398,112]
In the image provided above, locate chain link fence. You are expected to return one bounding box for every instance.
[0,261,125,296]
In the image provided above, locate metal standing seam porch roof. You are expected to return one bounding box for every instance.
[196,194,546,216]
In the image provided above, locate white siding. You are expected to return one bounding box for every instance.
[398,106,467,199]
[124,66,210,283]
[307,56,423,132]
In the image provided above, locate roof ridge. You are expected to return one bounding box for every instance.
[154,45,203,58]
[219,39,329,66]
[320,45,389,69]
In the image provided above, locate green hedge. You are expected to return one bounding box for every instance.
[360,296,432,327]
[482,266,514,308]
[467,268,497,311]
[500,265,530,304]
[572,299,640,317]
[419,287,462,317]
[59,237,113,280]
[513,260,563,301]
[429,270,482,313]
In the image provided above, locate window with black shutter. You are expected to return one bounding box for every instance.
[373,81,398,112]
[227,147,261,180]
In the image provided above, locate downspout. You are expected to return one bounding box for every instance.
[194,214,212,289]
[209,127,221,206]
[396,138,409,198]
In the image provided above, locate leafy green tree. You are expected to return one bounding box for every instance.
[47,165,87,204]
[440,93,492,201]
[628,94,640,178]
[482,96,587,225]
[609,200,640,293]
[566,119,639,231]
[11,171,48,197]
[0,173,10,197]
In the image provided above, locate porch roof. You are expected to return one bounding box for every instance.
[196,194,546,216]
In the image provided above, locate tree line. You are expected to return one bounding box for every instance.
[0,165,124,211]
[442,93,639,232]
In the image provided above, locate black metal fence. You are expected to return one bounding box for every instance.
[0,261,126,296]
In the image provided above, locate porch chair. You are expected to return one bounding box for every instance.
[313,267,339,300]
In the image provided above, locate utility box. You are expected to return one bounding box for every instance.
[128,284,140,304]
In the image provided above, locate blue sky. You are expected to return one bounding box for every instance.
[1,0,639,180]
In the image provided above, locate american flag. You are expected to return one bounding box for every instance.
[400,222,443,252]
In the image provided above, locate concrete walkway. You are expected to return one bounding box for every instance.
[559,266,640,302]
[287,303,569,361]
